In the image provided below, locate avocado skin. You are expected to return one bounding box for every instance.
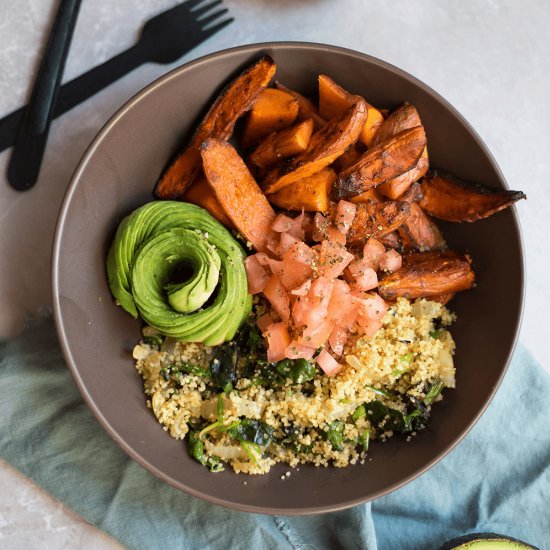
[106,201,252,345]
[439,533,540,550]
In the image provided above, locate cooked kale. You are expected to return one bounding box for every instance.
[325,420,345,451]
[143,334,164,349]
[211,342,237,393]
[365,399,430,434]
[256,358,317,386]
[424,379,444,405]
[227,418,274,447]
[159,362,210,384]
[186,430,224,472]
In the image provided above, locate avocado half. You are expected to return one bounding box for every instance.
[439,533,540,550]
[106,201,252,345]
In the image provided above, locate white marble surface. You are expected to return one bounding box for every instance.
[1,0,549,547]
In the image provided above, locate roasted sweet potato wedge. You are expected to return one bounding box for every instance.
[183,175,234,228]
[379,231,401,249]
[263,99,367,195]
[318,74,384,147]
[200,138,276,252]
[372,102,422,145]
[332,125,427,201]
[349,187,384,204]
[249,118,314,169]
[398,202,446,252]
[400,181,423,203]
[332,143,364,172]
[240,88,299,149]
[155,56,276,199]
[275,81,327,129]
[378,148,429,199]
[419,170,526,222]
[347,200,411,245]
[378,251,475,300]
[368,103,428,199]
[268,167,336,212]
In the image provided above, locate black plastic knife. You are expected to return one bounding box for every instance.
[8,0,82,191]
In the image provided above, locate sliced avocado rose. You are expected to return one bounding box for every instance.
[106,201,252,345]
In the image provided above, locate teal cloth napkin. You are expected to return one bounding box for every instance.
[1,318,548,550]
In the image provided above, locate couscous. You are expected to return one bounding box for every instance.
[133,297,455,474]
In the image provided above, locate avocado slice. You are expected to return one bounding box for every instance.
[106,201,252,345]
[439,533,539,550]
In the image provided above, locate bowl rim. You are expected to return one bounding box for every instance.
[51,41,525,515]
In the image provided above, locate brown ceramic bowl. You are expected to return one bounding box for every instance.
[52,43,524,514]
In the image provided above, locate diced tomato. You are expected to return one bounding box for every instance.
[287,210,307,240]
[318,240,354,279]
[378,249,402,272]
[355,268,378,291]
[292,296,321,329]
[310,276,334,300]
[356,316,383,338]
[326,226,346,245]
[253,252,271,266]
[267,258,284,277]
[266,231,281,257]
[301,212,314,240]
[292,296,311,328]
[285,341,316,360]
[264,322,291,362]
[257,312,275,333]
[300,318,335,348]
[338,304,359,330]
[272,213,294,233]
[263,275,291,322]
[316,349,342,377]
[312,212,331,242]
[335,200,357,234]
[277,232,301,257]
[363,238,386,269]
[281,260,312,290]
[352,292,388,321]
[292,277,333,328]
[329,325,348,356]
[290,279,312,296]
[286,241,317,264]
[245,255,270,294]
[327,279,355,320]
[346,259,378,291]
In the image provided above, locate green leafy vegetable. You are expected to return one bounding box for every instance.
[186,431,224,472]
[236,321,267,377]
[256,358,317,387]
[160,362,210,383]
[240,441,261,464]
[352,404,366,422]
[424,379,444,405]
[364,398,431,435]
[365,385,392,398]
[227,418,274,446]
[365,401,405,432]
[325,420,345,451]
[217,393,225,423]
[359,429,370,452]
[429,329,442,339]
[143,334,164,348]
[211,342,237,393]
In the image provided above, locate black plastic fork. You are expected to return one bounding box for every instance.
[0,0,233,154]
